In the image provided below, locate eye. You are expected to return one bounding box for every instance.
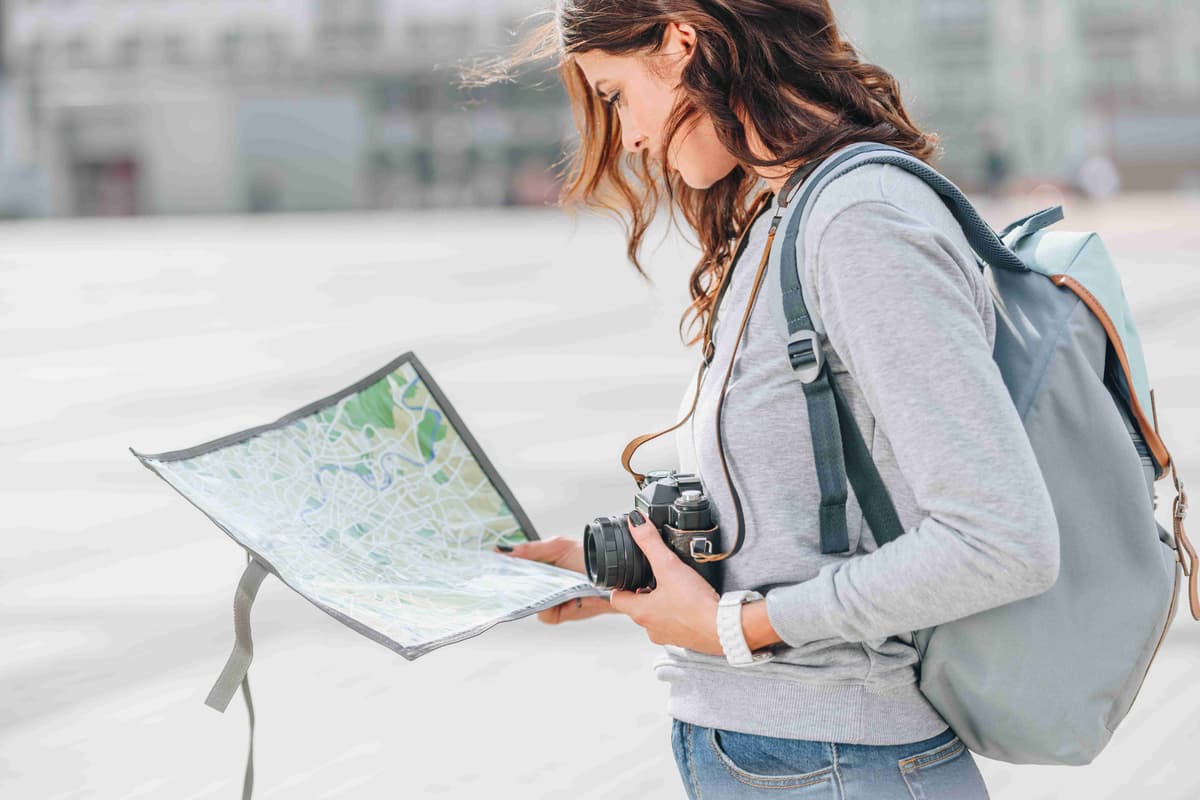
[605,91,622,109]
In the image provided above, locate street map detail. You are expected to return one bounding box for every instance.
[131,351,606,660]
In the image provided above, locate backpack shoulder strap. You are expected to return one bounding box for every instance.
[771,143,900,554]
[779,143,1032,345]
[773,142,1030,555]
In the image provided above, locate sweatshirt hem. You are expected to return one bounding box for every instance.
[655,660,950,746]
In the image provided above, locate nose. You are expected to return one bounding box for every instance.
[623,131,650,156]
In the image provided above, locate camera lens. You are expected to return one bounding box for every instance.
[583,514,653,591]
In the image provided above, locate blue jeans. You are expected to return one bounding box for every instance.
[670,719,990,799]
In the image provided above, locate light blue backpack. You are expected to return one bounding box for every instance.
[765,141,1195,765]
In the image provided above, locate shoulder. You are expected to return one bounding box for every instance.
[804,162,981,291]
[797,160,995,346]
[801,161,890,242]
[804,162,963,251]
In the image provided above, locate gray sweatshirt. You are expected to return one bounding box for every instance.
[656,158,1060,745]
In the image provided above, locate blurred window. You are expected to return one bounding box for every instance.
[64,37,91,70]
[221,31,242,67]
[116,34,142,70]
[163,35,187,67]
[316,0,381,53]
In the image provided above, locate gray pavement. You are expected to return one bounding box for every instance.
[2,191,1198,799]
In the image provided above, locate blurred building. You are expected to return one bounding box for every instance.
[1,0,1198,217]
[839,0,1200,193]
[1,0,567,216]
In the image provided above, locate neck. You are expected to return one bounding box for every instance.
[738,99,841,196]
[756,166,805,197]
[755,157,821,205]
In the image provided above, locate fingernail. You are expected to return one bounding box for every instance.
[629,509,646,526]
[495,543,513,552]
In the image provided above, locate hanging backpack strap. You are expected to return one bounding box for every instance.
[827,370,906,547]
[775,143,896,553]
[998,204,1065,243]
[206,552,270,800]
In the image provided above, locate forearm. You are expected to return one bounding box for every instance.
[763,511,1058,647]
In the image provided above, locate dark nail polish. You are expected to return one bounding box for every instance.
[629,509,646,526]
[496,543,513,552]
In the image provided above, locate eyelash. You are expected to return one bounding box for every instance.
[604,91,621,109]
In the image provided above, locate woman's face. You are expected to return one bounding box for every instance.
[573,22,742,190]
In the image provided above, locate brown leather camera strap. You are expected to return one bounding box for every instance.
[619,153,823,562]
[620,187,774,486]
[693,204,788,562]
[620,188,789,563]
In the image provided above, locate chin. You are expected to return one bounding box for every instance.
[682,172,720,191]
[673,163,702,189]
[675,160,737,191]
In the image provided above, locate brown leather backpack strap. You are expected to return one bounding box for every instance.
[1170,458,1196,620]
[1152,389,1196,620]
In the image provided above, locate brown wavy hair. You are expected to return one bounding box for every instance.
[458,1,941,352]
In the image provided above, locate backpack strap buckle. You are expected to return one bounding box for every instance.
[787,329,824,383]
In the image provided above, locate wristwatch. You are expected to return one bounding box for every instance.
[716,590,776,667]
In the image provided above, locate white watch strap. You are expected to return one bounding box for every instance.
[717,590,775,666]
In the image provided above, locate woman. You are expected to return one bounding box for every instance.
[471,3,1060,797]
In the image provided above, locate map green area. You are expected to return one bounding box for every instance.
[131,351,606,659]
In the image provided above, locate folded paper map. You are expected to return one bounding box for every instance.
[131,350,606,666]
[131,350,611,797]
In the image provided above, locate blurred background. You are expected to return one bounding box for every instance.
[3,2,1198,799]
[0,0,1198,218]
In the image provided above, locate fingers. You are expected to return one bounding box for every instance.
[624,509,676,573]
[537,596,606,624]
[609,586,648,619]
[495,539,537,560]
[495,537,564,561]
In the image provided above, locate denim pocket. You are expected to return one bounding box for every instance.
[705,726,835,790]
[897,731,989,800]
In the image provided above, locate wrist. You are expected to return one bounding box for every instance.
[717,590,778,666]
[740,599,784,651]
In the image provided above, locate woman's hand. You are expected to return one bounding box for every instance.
[495,536,618,623]
[608,512,724,656]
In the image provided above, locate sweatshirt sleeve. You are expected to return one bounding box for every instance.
[763,198,1061,647]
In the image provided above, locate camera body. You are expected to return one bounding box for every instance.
[583,469,722,592]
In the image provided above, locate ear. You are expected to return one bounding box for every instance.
[670,21,697,57]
